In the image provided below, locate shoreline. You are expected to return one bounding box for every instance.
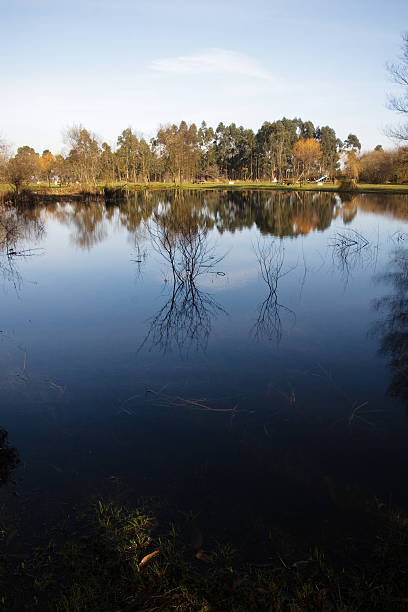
[0,182,408,204]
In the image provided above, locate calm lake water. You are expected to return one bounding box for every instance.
[1,189,408,555]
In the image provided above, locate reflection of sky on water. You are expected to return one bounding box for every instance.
[1,191,408,531]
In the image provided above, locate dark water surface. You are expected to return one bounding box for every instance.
[1,189,408,555]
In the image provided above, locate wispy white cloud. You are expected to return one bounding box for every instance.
[151,48,272,80]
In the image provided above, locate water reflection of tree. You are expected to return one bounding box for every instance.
[0,206,45,291]
[139,191,408,237]
[52,202,112,249]
[139,212,226,355]
[0,428,19,486]
[252,239,296,344]
[50,190,342,244]
[23,190,408,252]
[373,247,408,410]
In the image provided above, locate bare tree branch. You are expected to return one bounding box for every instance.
[387,32,408,140]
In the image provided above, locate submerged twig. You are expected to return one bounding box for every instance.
[145,387,240,414]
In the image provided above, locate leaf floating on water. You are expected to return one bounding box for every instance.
[138,549,160,567]
[195,550,212,563]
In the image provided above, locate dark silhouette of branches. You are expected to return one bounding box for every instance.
[387,32,408,141]
[329,228,376,285]
[138,213,226,356]
[0,207,45,292]
[372,246,408,411]
[252,238,296,344]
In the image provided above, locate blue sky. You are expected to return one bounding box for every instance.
[2,0,408,153]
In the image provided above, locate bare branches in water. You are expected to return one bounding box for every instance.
[138,212,226,356]
[330,228,369,258]
[252,238,296,344]
[329,228,378,285]
[0,207,45,292]
[131,244,148,280]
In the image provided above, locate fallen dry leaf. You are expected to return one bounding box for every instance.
[195,550,212,562]
[138,549,160,568]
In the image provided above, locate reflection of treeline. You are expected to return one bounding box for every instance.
[11,190,408,249]
[18,191,341,247]
[0,206,45,249]
[348,193,408,221]
[210,190,337,236]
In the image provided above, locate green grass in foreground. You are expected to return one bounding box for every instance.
[2,496,408,611]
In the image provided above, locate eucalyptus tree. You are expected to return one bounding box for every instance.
[256,118,299,180]
[99,142,116,183]
[115,132,154,182]
[116,128,141,182]
[300,120,315,139]
[65,125,101,185]
[240,127,256,180]
[214,122,231,178]
[343,134,361,152]
[138,138,154,182]
[315,126,339,177]
[255,121,274,179]
[157,121,200,183]
[228,125,256,179]
[198,121,218,179]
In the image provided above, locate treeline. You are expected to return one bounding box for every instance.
[359,146,408,184]
[1,119,407,190]
[0,119,364,191]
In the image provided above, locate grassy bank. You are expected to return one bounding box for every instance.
[1,181,408,200]
[2,494,408,611]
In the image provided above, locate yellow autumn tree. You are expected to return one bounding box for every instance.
[292,138,322,180]
[344,149,360,181]
[39,150,56,186]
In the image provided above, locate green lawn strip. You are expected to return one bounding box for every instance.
[1,182,408,201]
